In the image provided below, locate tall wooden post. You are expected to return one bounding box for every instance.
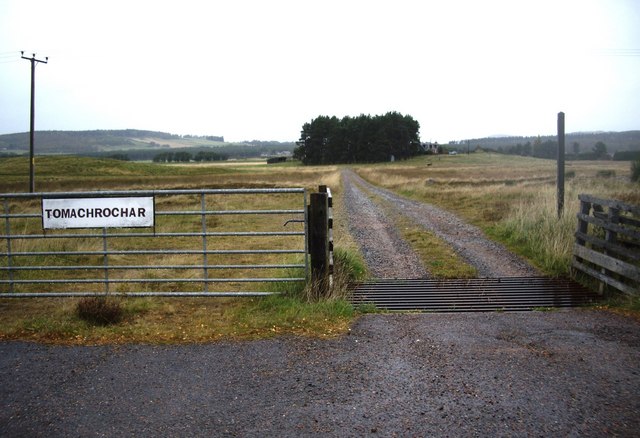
[21,52,48,193]
[557,112,565,219]
[308,192,329,297]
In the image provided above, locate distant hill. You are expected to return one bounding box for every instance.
[449,131,640,155]
[0,129,295,160]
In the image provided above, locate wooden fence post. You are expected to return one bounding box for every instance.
[600,207,621,294]
[572,197,591,280]
[576,198,591,247]
[308,191,329,296]
[557,112,565,219]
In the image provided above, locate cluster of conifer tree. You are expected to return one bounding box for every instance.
[293,112,421,164]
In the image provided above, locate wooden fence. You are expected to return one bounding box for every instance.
[572,194,640,295]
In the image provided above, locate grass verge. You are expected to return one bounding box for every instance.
[0,247,367,345]
[0,294,354,344]
[592,294,640,321]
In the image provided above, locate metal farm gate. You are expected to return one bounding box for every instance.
[1,188,308,297]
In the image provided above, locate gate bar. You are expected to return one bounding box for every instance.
[2,188,306,198]
[0,231,304,239]
[2,278,305,284]
[1,264,306,271]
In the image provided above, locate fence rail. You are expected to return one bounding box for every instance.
[572,194,640,295]
[1,188,308,297]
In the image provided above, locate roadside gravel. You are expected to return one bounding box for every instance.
[2,310,639,437]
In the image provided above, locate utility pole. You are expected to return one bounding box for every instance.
[21,52,48,193]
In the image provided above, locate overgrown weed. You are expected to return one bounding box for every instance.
[76,297,124,325]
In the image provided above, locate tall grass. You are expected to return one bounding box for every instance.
[494,175,640,277]
[491,185,577,275]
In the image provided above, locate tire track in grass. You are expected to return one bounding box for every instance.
[342,170,428,279]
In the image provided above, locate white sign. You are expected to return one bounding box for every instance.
[42,197,154,229]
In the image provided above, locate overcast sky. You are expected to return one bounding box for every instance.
[1,0,639,143]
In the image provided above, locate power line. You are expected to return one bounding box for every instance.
[0,51,22,63]
[591,48,640,57]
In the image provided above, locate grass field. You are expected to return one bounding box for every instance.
[0,153,638,343]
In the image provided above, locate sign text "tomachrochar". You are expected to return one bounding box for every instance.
[42,197,155,229]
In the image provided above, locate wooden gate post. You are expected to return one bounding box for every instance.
[308,191,329,297]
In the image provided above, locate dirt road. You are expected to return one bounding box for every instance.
[342,169,538,278]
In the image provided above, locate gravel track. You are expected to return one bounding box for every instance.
[342,169,538,278]
[341,170,427,279]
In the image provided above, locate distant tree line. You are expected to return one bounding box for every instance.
[153,152,191,163]
[497,139,558,159]
[293,112,421,165]
[183,135,224,142]
[614,150,640,161]
[81,143,293,161]
[152,150,228,163]
[496,139,618,160]
[449,131,640,155]
[193,151,228,162]
[106,153,130,161]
